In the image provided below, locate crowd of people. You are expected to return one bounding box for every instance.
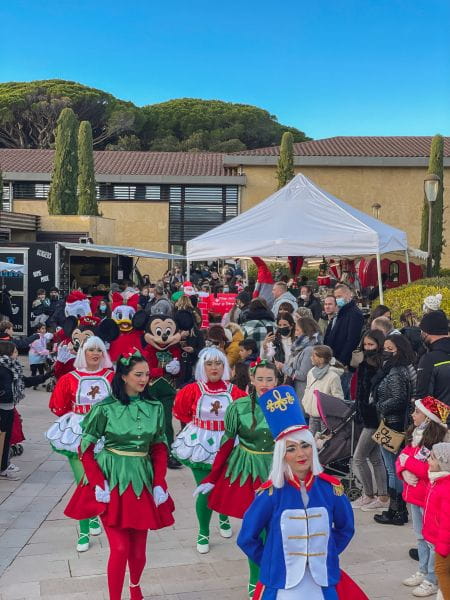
[2,264,450,599]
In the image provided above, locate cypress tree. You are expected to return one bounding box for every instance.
[77,121,98,215]
[47,108,78,215]
[420,134,444,273]
[276,132,295,189]
[0,168,3,206]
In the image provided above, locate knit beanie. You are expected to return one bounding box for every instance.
[423,293,443,313]
[419,310,449,336]
[432,442,450,471]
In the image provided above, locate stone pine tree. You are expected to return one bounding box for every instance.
[47,108,78,215]
[77,121,98,215]
[276,132,295,189]
[420,134,445,273]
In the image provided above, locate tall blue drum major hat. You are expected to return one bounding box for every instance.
[258,385,308,441]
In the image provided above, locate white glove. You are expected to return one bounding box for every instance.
[153,485,169,506]
[56,344,74,364]
[193,482,215,497]
[95,480,110,503]
[165,358,180,375]
[402,470,418,486]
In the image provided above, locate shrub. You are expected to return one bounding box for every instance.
[380,278,450,324]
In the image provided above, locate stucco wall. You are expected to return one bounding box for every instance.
[13,199,171,279]
[241,165,450,265]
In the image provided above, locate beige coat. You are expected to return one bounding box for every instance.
[302,365,344,417]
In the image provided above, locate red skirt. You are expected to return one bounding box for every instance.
[10,408,25,445]
[65,482,175,530]
[208,472,263,519]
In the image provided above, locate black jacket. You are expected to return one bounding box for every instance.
[242,307,275,324]
[324,300,364,366]
[298,295,322,321]
[374,365,411,431]
[416,337,450,405]
[355,360,379,428]
[0,366,49,405]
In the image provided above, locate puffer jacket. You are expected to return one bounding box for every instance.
[423,473,450,557]
[355,360,379,428]
[302,364,344,417]
[374,365,411,431]
[395,444,430,507]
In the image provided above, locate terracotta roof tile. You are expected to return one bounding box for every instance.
[232,136,450,157]
[0,149,228,177]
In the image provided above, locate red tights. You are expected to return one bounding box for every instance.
[102,521,148,600]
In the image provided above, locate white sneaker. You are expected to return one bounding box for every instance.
[0,469,20,481]
[361,497,390,511]
[403,572,426,587]
[351,495,374,509]
[412,581,438,597]
[6,463,20,473]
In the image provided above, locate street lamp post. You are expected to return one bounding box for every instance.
[424,173,440,277]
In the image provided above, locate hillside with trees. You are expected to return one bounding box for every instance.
[0,80,310,151]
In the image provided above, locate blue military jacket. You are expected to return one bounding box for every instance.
[237,473,354,592]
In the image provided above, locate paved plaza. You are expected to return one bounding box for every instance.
[0,388,419,600]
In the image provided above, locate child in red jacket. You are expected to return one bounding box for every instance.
[396,396,448,597]
[423,441,450,599]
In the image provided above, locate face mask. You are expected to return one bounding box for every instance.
[278,326,291,336]
[364,349,378,357]
[300,294,308,301]
[148,293,155,300]
[336,297,347,309]
[383,350,395,360]
[100,305,107,312]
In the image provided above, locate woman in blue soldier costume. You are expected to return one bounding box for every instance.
[237,385,368,600]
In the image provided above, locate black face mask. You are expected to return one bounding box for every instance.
[383,350,395,360]
[364,349,378,358]
[278,327,291,337]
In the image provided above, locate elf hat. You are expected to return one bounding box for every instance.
[258,385,308,441]
[415,396,449,429]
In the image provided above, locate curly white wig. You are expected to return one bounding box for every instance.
[74,335,113,371]
[269,428,323,488]
[194,346,230,383]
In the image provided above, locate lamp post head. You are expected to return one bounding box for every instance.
[424,173,440,204]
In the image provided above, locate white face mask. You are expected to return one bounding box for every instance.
[300,294,308,301]
[148,293,155,300]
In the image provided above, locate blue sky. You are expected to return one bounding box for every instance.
[1,0,449,139]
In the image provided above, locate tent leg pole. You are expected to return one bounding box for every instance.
[405,250,411,283]
[186,258,190,281]
[376,253,384,304]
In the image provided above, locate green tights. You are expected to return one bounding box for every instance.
[68,455,100,540]
[190,467,230,540]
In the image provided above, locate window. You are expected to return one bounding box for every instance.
[389,261,400,283]
[96,184,162,201]
[169,185,239,249]
[12,182,50,199]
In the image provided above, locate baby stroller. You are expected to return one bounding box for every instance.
[314,391,362,500]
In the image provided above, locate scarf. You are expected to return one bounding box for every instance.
[311,364,330,380]
[290,334,318,358]
[411,421,427,447]
[0,354,26,403]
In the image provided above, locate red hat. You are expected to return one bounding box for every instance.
[182,281,196,296]
[78,316,101,330]
[415,396,449,428]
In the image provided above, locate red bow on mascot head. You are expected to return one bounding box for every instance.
[97,293,143,362]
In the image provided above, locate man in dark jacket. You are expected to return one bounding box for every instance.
[236,291,252,325]
[324,283,364,397]
[416,310,450,405]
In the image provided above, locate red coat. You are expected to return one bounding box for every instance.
[141,343,182,380]
[108,330,143,362]
[395,445,430,507]
[423,473,450,557]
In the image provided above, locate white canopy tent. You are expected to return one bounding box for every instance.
[187,174,412,303]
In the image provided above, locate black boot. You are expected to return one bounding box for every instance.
[374,488,397,524]
[393,494,408,525]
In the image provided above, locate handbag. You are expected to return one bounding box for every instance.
[372,419,405,454]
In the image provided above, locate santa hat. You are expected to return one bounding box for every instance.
[65,291,91,317]
[423,293,443,313]
[415,396,449,428]
[182,281,196,296]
